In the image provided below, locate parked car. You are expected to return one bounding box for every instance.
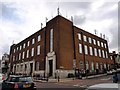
[107,69,116,75]
[107,70,113,75]
[0,73,6,83]
[2,75,36,90]
[86,83,119,90]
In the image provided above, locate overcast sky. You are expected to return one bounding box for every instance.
[0,0,119,59]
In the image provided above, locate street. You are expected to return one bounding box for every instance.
[34,74,113,89]
[0,74,113,89]
[35,82,85,89]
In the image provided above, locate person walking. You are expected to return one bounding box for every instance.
[113,72,118,83]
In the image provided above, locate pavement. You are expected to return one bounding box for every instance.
[34,73,113,88]
[34,73,108,83]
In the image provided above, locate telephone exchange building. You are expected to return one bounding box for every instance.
[9,15,113,78]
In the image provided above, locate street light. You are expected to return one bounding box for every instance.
[73,59,76,80]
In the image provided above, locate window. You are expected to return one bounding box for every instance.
[38,35,41,42]
[36,62,39,71]
[89,46,93,55]
[21,65,23,72]
[17,47,18,51]
[104,43,107,48]
[108,64,110,70]
[22,52,25,59]
[23,43,26,48]
[110,56,113,60]
[80,61,84,69]
[78,33,81,40]
[16,65,19,71]
[86,61,89,70]
[83,35,87,42]
[102,50,105,58]
[32,38,35,44]
[93,39,96,45]
[19,53,21,60]
[31,48,34,56]
[97,41,100,46]
[27,41,30,46]
[84,45,88,55]
[16,55,18,61]
[106,51,108,58]
[94,48,97,56]
[104,64,106,69]
[98,49,101,57]
[20,46,22,50]
[96,62,99,69]
[88,37,92,43]
[101,42,103,47]
[50,29,53,52]
[37,45,40,55]
[13,56,15,61]
[14,49,16,53]
[26,50,29,58]
[25,64,27,71]
[91,62,94,71]
[79,44,82,53]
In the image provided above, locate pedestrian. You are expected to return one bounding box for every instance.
[113,72,118,83]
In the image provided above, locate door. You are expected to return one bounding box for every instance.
[30,63,33,75]
[49,60,53,77]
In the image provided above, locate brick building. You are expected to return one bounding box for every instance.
[9,15,113,78]
[1,53,9,73]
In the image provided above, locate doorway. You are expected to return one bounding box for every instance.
[30,63,33,75]
[49,60,53,77]
[14,66,16,74]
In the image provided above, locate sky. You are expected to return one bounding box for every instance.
[0,0,119,59]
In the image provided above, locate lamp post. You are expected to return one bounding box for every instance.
[73,59,76,80]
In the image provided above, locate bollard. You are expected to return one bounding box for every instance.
[46,74,49,82]
[58,76,60,82]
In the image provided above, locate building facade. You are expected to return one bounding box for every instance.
[1,53,9,73]
[110,51,120,69]
[9,15,113,78]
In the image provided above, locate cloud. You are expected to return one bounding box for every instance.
[108,23,118,51]
[0,0,119,60]
[1,2,24,24]
[74,15,86,25]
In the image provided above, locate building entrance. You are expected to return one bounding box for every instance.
[49,60,53,77]
[30,63,33,75]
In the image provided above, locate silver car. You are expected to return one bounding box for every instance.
[86,83,119,90]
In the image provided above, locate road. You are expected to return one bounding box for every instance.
[35,74,113,89]
[35,82,85,89]
[0,75,113,90]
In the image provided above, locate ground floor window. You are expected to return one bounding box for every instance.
[86,61,89,70]
[91,62,94,71]
[80,61,84,70]
[104,64,106,69]
[35,61,40,71]
[25,64,27,71]
[100,63,103,71]
[21,64,23,72]
[96,62,99,69]
[108,64,110,70]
